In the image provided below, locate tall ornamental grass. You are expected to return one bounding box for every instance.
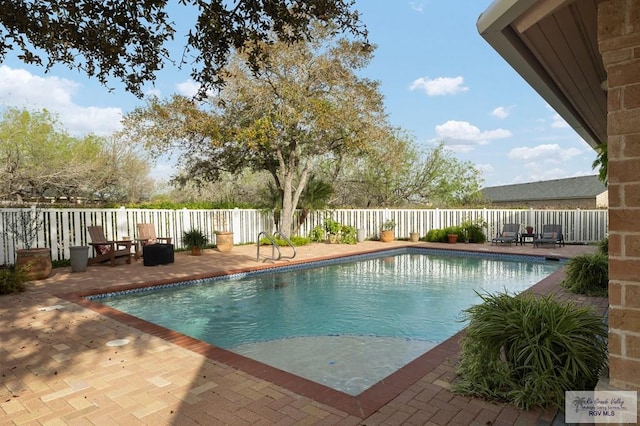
[562,252,608,296]
[454,292,607,409]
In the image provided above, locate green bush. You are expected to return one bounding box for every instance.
[454,292,607,409]
[463,224,487,243]
[598,237,608,255]
[425,228,447,242]
[308,218,355,244]
[562,253,608,296]
[339,225,357,244]
[0,267,27,294]
[309,225,325,242]
[259,236,310,246]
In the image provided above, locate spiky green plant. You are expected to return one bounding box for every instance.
[562,253,608,296]
[454,292,607,409]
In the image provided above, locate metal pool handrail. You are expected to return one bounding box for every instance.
[256,231,297,261]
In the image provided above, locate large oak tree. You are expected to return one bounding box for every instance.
[1,0,367,97]
[123,25,388,236]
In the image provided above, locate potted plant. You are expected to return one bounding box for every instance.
[182,229,208,256]
[215,230,234,252]
[380,219,396,242]
[10,206,52,280]
[324,218,341,244]
[444,226,462,244]
[214,213,233,252]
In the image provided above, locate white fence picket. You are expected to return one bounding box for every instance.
[0,207,608,265]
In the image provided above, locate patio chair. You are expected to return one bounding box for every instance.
[534,224,565,248]
[87,226,132,266]
[135,223,172,260]
[491,223,520,246]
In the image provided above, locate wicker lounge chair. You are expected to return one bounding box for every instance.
[491,223,520,246]
[534,224,565,248]
[87,226,132,266]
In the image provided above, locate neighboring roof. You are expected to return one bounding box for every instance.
[481,175,607,203]
[477,0,605,149]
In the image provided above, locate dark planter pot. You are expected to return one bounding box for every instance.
[15,248,53,280]
[70,246,89,272]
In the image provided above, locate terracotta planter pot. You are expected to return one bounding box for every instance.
[380,230,395,242]
[215,232,234,252]
[191,246,202,256]
[15,248,53,280]
[447,234,458,243]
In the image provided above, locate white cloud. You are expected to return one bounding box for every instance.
[410,2,425,13]
[409,76,468,96]
[0,65,122,135]
[434,120,511,152]
[491,106,514,119]
[508,144,582,162]
[176,80,200,98]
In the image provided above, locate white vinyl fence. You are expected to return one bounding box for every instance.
[0,207,608,265]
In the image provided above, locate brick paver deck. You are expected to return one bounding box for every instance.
[1,241,606,425]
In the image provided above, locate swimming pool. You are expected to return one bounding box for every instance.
[92,248,562,395]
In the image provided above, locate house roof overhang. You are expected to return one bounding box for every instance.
[477,0,606,149]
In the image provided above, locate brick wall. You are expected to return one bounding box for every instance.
[599,0,640,390]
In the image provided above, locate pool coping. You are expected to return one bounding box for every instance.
[57,246,571,419]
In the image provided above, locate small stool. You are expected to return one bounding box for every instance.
[142,244,175,266]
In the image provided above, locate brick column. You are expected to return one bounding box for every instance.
[599,0,640,390]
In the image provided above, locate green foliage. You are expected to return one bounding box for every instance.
[0,267,27,294]
[562,253,609,296]
[592,142,608,185]
[381,219,396,231]
[308,218,355,244]
[598,237,608,255]
[455,292,608,409]
[309,225,326,242]
[425,228,447,242]
[259,236,310,246]
[119,200,256,209]
[181,229,209,249]
[460,217,487,243]
[339,225,357,244]
[324,218,342,235]
[3,1,365,98]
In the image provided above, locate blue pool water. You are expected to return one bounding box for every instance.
[95,249,562,394]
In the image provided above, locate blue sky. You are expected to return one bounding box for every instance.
[0,1,598,188]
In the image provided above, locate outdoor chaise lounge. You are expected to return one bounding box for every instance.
[87,226,132,266]
[534,224,565,248]
[491,223,520,246]
[135,223,172,260]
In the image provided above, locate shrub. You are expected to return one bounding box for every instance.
[339,225,357,244]
[454,292,607,409]
[0,267,27,294]
[308,218,355,244]
[562,252,608,296]
[463,224,487,243]
[598,237,608,255]
[260,236,310,246]
[309,225,325,242]
[425,228,447,242]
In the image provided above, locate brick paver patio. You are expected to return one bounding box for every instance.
[1,241,606,425]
